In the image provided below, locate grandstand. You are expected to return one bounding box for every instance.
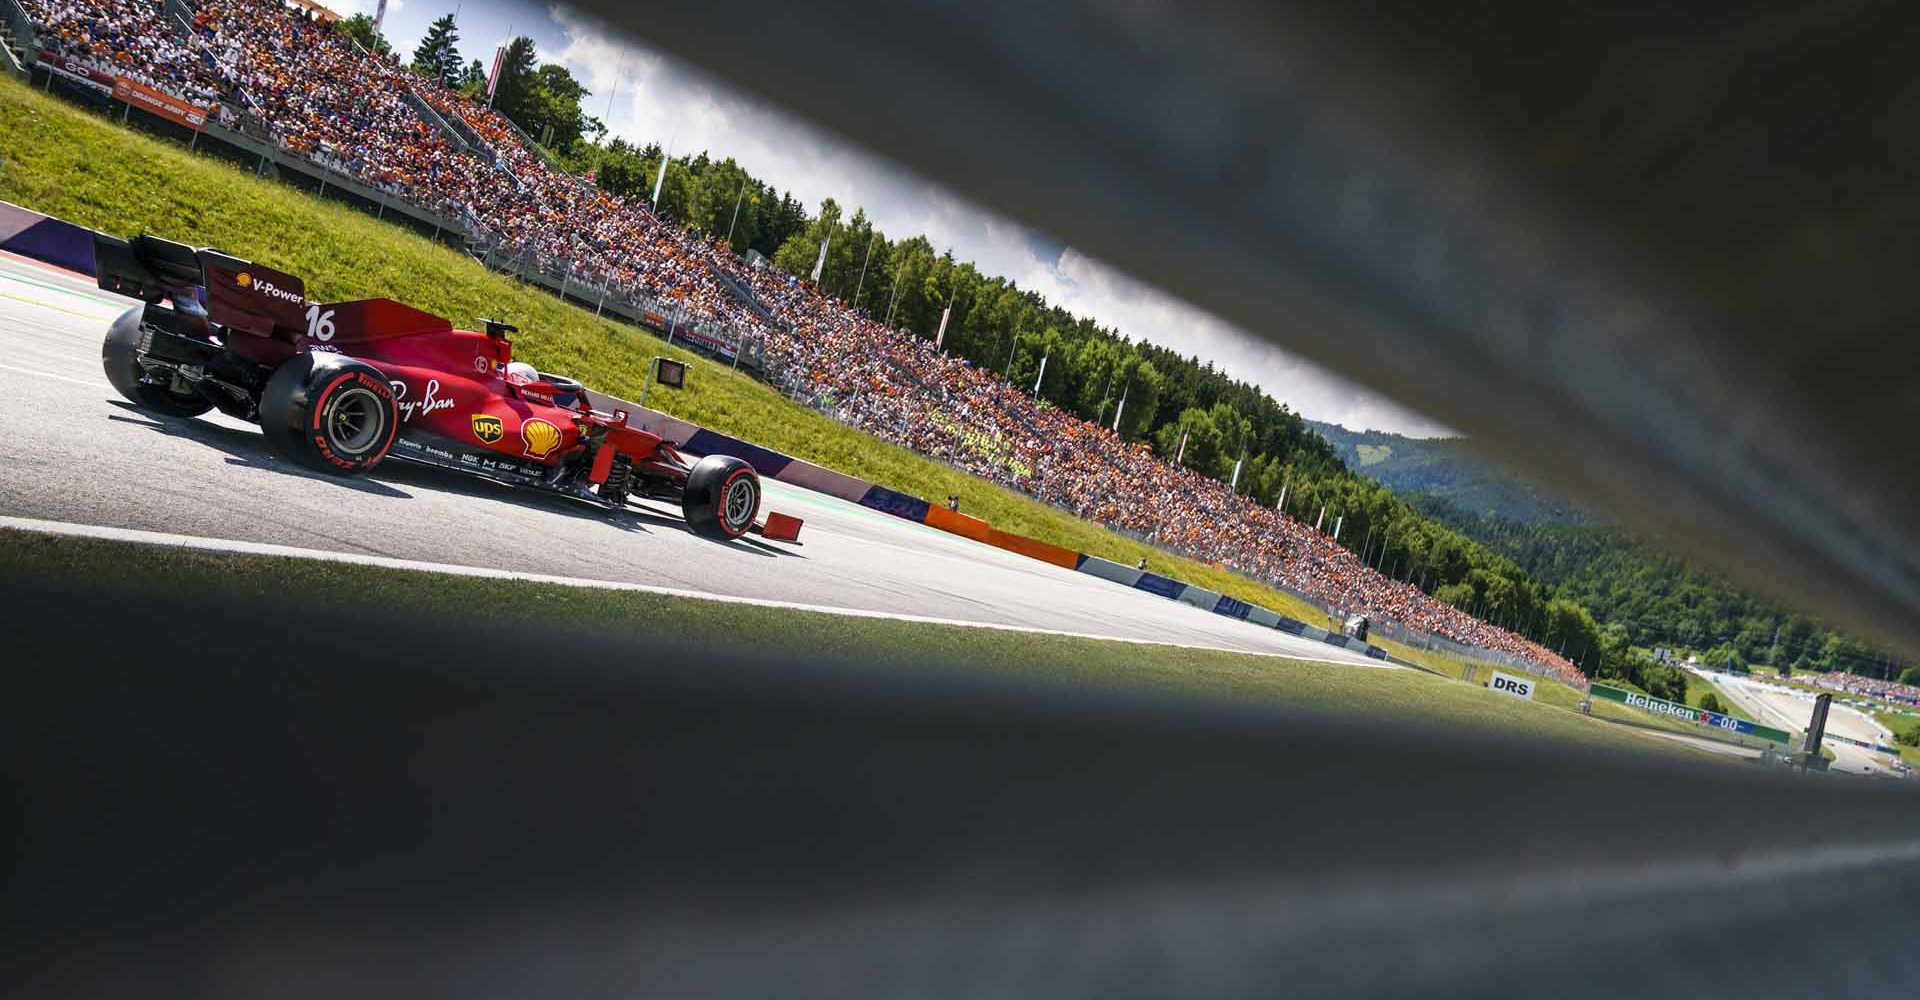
[15,0,1584,683]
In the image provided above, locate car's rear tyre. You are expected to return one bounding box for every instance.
[102,305,213,417]
[681,454,761,540]
[260,353,398,475]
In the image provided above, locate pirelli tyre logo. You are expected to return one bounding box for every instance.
[471,414,504,444]
[521,418,562,459]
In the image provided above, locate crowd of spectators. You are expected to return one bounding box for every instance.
[1811,672,1920,708]
[23,0,1585,684]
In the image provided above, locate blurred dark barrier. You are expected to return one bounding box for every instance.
[575,0,1920,659]
[5,579,1919,998]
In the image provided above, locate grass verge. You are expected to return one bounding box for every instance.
[1378,639,1784,747]
[0,528,1724,761]
[1870,710,1920,767]
[0,74,1336,628]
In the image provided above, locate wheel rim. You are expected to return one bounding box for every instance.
[324,386,386,456]
[723,476,758,530]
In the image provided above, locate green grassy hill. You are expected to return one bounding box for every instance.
[0,75,1771,766]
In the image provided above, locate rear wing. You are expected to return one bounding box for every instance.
[93,232,305,338]
[92,233,453,344]
[94,233,212,304]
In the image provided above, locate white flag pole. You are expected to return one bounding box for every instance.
[1333,515,1343,541]
[1032,354,1048,395]
[1176,427,1189,465]
[935,306,952,350]
[1315,504,1326,532]
[1111,383,1128,432]
[853,233,878,307]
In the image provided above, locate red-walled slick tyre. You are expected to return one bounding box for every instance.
[260,353,398,475]
[681,455,761,540]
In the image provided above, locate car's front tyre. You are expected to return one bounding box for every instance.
[260,353,398,475]
[102,305,213,417]
[681,454,761,540]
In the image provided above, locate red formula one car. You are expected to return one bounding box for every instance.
[92,233,797,541]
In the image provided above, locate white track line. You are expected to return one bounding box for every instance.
[0,515,1390,667]
[0,362,109,389]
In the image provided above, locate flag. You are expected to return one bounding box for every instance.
[485,45,505,102]
[373,0,389,37]
[935,305,951,350]
[1315,505,1326,532]
[1176,428,1189,465]
[1333,515,1343,541]
[810,236,829,283]
[1111,384,1128,432]
[651,148,670,206]
[1032,354,1048,395]
[1230,456,1243,490]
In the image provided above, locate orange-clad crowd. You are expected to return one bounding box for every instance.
[26,0,1585,683]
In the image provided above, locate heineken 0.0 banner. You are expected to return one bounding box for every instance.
[1590,684,1793,744]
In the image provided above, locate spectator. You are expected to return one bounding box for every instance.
[24,0,1588,684]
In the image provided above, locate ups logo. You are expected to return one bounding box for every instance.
[471,414,504,444]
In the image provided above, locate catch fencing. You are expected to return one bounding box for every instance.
[24,50,764,370]
[16,44,1577,678]
[467,234,765,371]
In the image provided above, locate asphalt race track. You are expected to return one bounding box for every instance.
[0,251,1383,665]
[1704,669,1898,776]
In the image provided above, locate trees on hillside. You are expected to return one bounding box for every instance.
[334,13,391,57]
[410,14,462,88]
[1410,494,1907,679]
[488,37,602,153]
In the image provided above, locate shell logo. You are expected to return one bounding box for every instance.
[520,418,562,459]
[236,272,252,287]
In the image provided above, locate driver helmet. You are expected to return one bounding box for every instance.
[505,361,539,387]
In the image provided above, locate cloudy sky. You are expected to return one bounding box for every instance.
[340,0,1452,437]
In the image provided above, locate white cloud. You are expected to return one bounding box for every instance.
[547,3,1453,438]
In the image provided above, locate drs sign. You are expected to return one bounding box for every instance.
[1489,671,1535,701]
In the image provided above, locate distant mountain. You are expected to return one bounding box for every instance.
[1307,421,1595,527]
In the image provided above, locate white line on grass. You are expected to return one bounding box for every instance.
[0,515,1393,668]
